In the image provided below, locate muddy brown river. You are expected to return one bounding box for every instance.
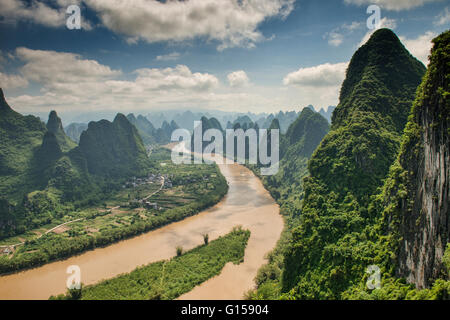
[0,162,283,300]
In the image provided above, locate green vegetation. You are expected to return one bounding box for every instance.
[277,29,427,300]
[126,113,157,145]
[0,89,47,204]
[265,107,329,203]
[245,107,330,300]
[46,111,77,152]
[249,29,449,300]
[340,30,450,300]
[0,146,228,275]
[51,227,250,300]
[79,113,151,177]
[0,108,148,239]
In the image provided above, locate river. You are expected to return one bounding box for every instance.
[0,162,283,300]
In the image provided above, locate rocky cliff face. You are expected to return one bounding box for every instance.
[394,31,449,288]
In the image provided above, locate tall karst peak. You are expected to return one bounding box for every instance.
[46,110,76,152]
[334,28,426,132]
[79,114,149,177]
[47,111,64,134]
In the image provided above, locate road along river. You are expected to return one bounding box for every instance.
[0,162,283,300]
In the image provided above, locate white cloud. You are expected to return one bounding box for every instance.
[133,65,219,92]
[0,0,91,29]
[0,72,28,89]
[15,47,121,87]
[83,0,294,50]
[3,48,343,115]
[344,0,443,11]
[227,71,250,87]
[326,31,345,47]
[400,31,437,65]
[282,62,348,111]
[359,17,397,46]
[283,62,348,87]
[0,0,65,27]
[6,48,225,113]
[325,21,362,47]
[156,52,181,62]
[435,7,450,26]
[0,0,293,49]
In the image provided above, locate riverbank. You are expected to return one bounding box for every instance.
[0,149,227,275]
[0,162,282,300]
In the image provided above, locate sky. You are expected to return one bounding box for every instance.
[0,0,449,119]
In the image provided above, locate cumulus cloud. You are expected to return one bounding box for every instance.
[343,0,443,11]
[435,7,450,26]
[156,52,181,62]
[0,0,91,29]
[6,48,225,113]
[400,31,437,65]
[324,22,362,47]
[283,62,348,87]
[15,47,218,94]
[0,72,29,89]
[282,62,348,110]
[0,0,293,49]
[133,65,219,92]
[0,0,65,27]
[227,71,250,87]
[83,0,294,50]
[15,47,121,87]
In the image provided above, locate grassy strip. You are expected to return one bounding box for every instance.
[53,227,250,300]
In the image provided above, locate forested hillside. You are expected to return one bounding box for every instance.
[79,114,150,178]
[246,106,329,299]
[0,96,154,239]
[346,30,449,299]
[46,111,77,152]
[0,88,47,202]
[248,28,450,300]
[387,31,449,290]
[282,28,427,299]
[126,113,157,145]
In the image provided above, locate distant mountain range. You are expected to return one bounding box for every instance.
[318,106,336,123]
[64,108,316,143]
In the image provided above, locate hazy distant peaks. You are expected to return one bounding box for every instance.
[319,106,336,123]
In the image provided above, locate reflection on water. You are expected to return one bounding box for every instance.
[0,163,282,300]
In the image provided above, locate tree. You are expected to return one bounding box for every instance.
[203,233,209,245]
